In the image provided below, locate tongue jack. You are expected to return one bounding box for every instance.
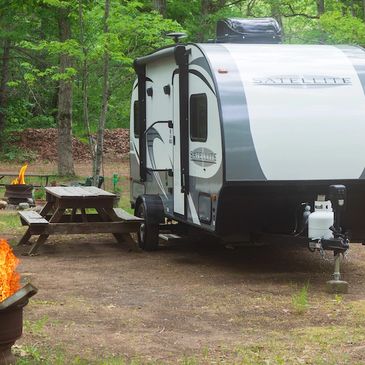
[323,185,349,294]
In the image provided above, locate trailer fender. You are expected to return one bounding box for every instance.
[134,195,165,225]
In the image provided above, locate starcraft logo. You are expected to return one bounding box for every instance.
[253,75,352,87]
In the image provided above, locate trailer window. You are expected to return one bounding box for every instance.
[134,100,139,138]
[190,94,207,142]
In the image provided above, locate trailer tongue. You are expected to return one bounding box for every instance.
[308,185,350,292]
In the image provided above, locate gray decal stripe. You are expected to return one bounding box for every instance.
[199,44,266,181]
[338,46,365,179]
[133,76,153,90]
[172,69,214,94]
[338,46,365,94]
[189,69,216,95]
[132,141,140,160]
[171,69,215,95]
[172,68,179,84]
[190,57,214,79]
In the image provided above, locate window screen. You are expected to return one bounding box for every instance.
[134,100,139,137]
[190,94,207,142]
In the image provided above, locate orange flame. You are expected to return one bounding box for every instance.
[11,164,28,185]
[0,239,20,302]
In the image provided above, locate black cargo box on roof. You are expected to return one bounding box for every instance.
[216,18,282,44]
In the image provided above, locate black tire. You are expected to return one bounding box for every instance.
[136,202,159,251]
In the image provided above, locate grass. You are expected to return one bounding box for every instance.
[291,283,309,314]
[24,316,49,335]
[14,346,199,365]
[0,210,25,237]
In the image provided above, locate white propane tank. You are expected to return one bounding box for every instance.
[308,201,334,240]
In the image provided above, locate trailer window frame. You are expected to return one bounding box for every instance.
[190,93,208,142]
[133,100,140,138]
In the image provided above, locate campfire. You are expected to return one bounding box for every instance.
[10,164,28,186]
[0,239,20,302]
[0,239,37,365]
[5,165,33,206]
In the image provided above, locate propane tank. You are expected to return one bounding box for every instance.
[308,201,334,240]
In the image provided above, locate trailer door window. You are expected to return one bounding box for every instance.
[134,100,139,138]
[190,93,207,142]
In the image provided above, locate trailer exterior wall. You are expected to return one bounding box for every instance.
[200,44,365,182]
[130,45,223,232]
[131,43,365,241]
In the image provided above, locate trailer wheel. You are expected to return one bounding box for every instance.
[136,200,160,251]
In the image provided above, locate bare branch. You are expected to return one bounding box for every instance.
[282,3,319,19]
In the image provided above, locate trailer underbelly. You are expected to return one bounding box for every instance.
[216,181,365,241]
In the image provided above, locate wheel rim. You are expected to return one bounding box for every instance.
[138,205,146,243]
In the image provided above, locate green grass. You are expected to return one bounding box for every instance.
[291,283,309,314]
[24,316,49,335]
[0,211,24,236]
[14,346,187,365]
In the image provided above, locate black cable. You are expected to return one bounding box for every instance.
[292,202,310,235]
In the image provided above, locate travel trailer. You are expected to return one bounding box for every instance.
[129,18,365,278]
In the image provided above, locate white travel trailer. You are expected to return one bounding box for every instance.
[129,18,365,282]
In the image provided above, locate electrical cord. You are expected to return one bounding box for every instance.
[292,202,310,235]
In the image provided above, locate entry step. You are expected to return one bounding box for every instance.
[159,233,182,241]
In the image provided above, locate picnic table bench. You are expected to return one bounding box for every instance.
[17,186,143,255]
[0,172,52,187]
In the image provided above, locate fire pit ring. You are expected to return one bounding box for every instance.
[0,284,37,365]
[0,303,25,364]
[4,185,33,206]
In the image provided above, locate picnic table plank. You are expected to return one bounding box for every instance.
[44,221,141,235]
[45,186,115,198]
[19,211,49,225]
[113,208,143,222]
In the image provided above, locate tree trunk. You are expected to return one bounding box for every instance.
[152,0,166,16]
[271,2,283,31]
[78,0,94,161]
[317,0,325,16]
[93,0,110,186]
[197,0,211,42]
[57,9,75,176]
[350,0,355,17]
[247,0,257,16]
[0,39,11,142]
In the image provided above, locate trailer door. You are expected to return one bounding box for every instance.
[172,75,185,215]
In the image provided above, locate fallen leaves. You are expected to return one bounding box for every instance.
[12,128,130,162]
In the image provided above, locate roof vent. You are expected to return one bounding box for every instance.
[216,18,282,44]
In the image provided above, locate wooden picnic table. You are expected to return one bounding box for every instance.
[0,172,52,186]
[17,186,143,255]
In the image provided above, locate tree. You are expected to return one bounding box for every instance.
[153,0,166,16]
[93,0,110,186]
[57,6,75,176]
[78,0,94,160]
[317,0,325,15]
[0,39,11,141]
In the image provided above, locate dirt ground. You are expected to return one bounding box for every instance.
[2,234,364,364]
[1,161,365,364]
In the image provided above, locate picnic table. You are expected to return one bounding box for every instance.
[17,186,143,255]
[0,172,52,187]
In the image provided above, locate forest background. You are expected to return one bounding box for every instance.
[1,0,365,176]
